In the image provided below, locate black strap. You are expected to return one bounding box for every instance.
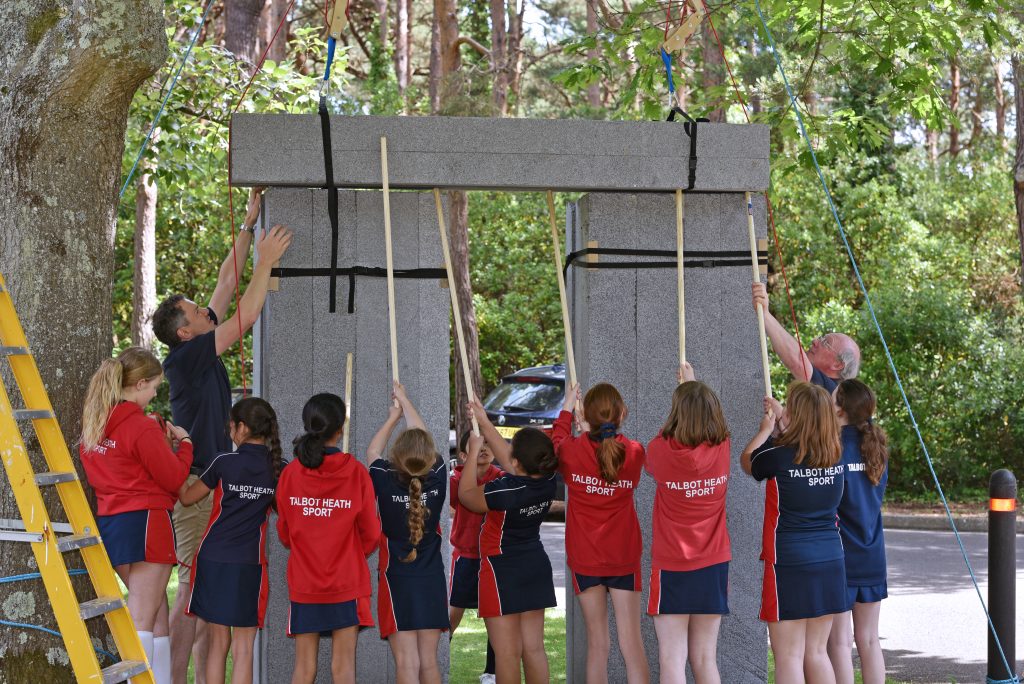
[318,100,341,313]
[563,247,767,279]
[666,107,710,191]
[271,266,448,315]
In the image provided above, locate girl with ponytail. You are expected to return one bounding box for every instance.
[645,362,731,683]
[79,347,193,684]
[367,382,449,682]
[827,379,890,684]
[275,393,381,684]
[177,397,281,684]
[550,382,648,684]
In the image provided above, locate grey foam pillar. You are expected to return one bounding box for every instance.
[565,192,769,683]
[254,188,451,683]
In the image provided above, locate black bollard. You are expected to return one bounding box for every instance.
[988,469,1018,682]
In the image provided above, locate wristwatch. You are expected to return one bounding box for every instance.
[240,224,255,234]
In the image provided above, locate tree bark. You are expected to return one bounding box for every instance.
[949,55,961,157]
[507,1,525,115]
[994,55,1007,146]
[447,190,483,440]
[1012,53,1024,290]
[702,21,725,121]
[260,0,290,65]
[225,0,266,64]
[926,128,939,166]
[586,1,601,109]
[132,161,158,349]
[968,76,984,150]
[0,0,166,679]
[490,0,508,116]
[394,0,411,93]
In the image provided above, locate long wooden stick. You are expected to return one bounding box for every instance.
[676,189,686,365]
[380,137,399,392]
[547,191,577,390]
[747,192,772,400]
[342,352,353,453]
[434,189,479,436]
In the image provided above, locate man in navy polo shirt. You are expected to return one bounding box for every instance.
[152,188,292,684]
[752,282,860,392]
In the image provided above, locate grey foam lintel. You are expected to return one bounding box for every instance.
[230,114,770,193]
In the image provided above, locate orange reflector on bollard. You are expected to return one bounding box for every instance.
[990,498,1016,512]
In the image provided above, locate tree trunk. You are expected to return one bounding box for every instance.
[132,161,158,349]
[429,2,441,114]
[0,0,166,679]
[260,0,290,65]
[926,128,939,166]
[225,0,266,64]
[949,55,961,157]
[507,1,525,115]
[374,0,388,44]
[394,0,411,94]
[447,190,483,440]
[586,1,601,109]
[701,21,725,121]
[1012,53,1024,290]
[994,55,1007,147]
[490,0,508,116]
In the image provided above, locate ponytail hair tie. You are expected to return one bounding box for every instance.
[596,422,618,441]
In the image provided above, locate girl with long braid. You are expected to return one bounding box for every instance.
[827,379,890,684]
[368,382,449,684]
[276,393,381,684]
[179,397,282,684]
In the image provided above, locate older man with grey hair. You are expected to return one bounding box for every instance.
[752,283,860,392]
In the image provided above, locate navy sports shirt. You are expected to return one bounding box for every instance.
[195,443,276,564]
[750,438,845,566]
[837,425,888,585]
[479,474,557,556]
[163,309,231,471]
[810,366,839,394]
[369,456,447,574]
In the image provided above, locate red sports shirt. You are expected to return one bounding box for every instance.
[80,401,193,515]
[552,410,644,576]
[275,449,380,604]
[449,464,502,558]
[645,435,732,571]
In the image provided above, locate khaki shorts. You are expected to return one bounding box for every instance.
[173,474,213,584]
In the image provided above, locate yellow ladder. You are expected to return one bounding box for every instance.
[0,273,154,684]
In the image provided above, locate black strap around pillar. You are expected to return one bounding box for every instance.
[666,107,710,191]
[318,100,341,313]
[563,247,768,279]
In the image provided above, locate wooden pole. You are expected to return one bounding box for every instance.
[747,192,772,400]
[676,189,686,365]
[342,352,353,453]
[547,191,577,390]
[434,189,479,435]
[380,137,399,393]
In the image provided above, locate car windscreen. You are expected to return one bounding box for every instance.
[482,380,564,413]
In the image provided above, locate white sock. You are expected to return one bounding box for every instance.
[152,636,171,684]
[136,630,154,666]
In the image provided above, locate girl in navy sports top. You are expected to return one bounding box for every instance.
[276,393,381,684]
[178,397,281,684]
[552,383,648,684]
[79,347,192,684]
[741,382,846,684]
[827,380,889,684]
[368,382,449,684]
[463,400,558,684]
[645,363,731,684]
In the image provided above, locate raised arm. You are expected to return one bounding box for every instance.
[752,283,812,382]
[741,400,776,476]
[214,223,293,355]
[209,187,264,319]
[457,433,489,514]
[467,398,513,471]
[367,402,404,462]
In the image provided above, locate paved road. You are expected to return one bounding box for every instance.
[880,528,1023,683]
[540,522,567,610]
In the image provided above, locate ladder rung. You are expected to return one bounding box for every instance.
[0,518,74,534]
[101,660,150,684]
[79,596,125,620]
[12,409,55,421]
[35,471,78,485]
[56,534,101,552]
[0,346,29,357]
[0,530,43,543]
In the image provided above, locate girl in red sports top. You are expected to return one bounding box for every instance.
[276,393,381,684]
[645,362,731,684]
[551,383,648,684]
[79,347,193,684]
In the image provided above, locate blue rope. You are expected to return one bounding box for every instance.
[660,48,676,94]
[118,0,216,200]
[323,37,337,87]
[0,569,88,584]
[0,619,117,663]
[751,1,1018,679]
[987,677,1021,684]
